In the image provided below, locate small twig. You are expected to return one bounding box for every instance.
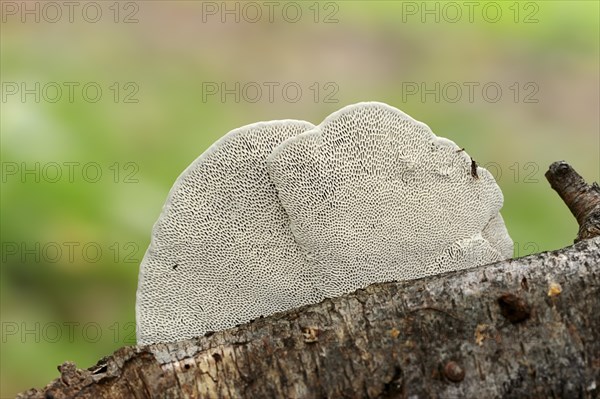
[545,161,600,242]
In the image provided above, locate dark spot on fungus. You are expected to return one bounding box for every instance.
[498,293,531,323]
[184,363,191,370]
[172,264,178,270]
[204,330,215,337]
[212,353,222,362]
[470,157,479,179]
[443,361,465,383]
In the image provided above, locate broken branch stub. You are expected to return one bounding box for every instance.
[545,161,600,242]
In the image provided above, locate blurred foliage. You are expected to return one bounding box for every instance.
[1,1,598,397]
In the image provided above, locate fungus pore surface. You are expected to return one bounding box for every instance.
[267,102,512,298]
[136,120,322,344]
[137,102,513,344]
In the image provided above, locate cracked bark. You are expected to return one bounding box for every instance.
[17,162,600,399]
[17,238,600,399]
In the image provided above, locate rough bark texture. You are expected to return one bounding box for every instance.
[17,237,600,399]
[18,161,600,398]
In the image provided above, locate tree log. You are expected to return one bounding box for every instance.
[18,161,600,399]
[17,237,600,399]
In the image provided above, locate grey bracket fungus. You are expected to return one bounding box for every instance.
[136,120,323,345]
[267,102,513,298]
[137,102,513,344]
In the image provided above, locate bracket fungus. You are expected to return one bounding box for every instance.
[136,120,323,345]
[137,102,512,344]
[267,102,512,298]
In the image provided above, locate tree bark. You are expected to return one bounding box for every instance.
[545,161,600,242]
[17,237,600,399]
[18,161,600,399]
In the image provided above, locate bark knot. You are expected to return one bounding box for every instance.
[497,293,531,324]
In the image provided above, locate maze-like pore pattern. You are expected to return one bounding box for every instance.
[136,120,322,345]
[267,102,512,298]
[137,102,513,344]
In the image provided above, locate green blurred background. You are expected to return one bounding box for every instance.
[1,1,598,397]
